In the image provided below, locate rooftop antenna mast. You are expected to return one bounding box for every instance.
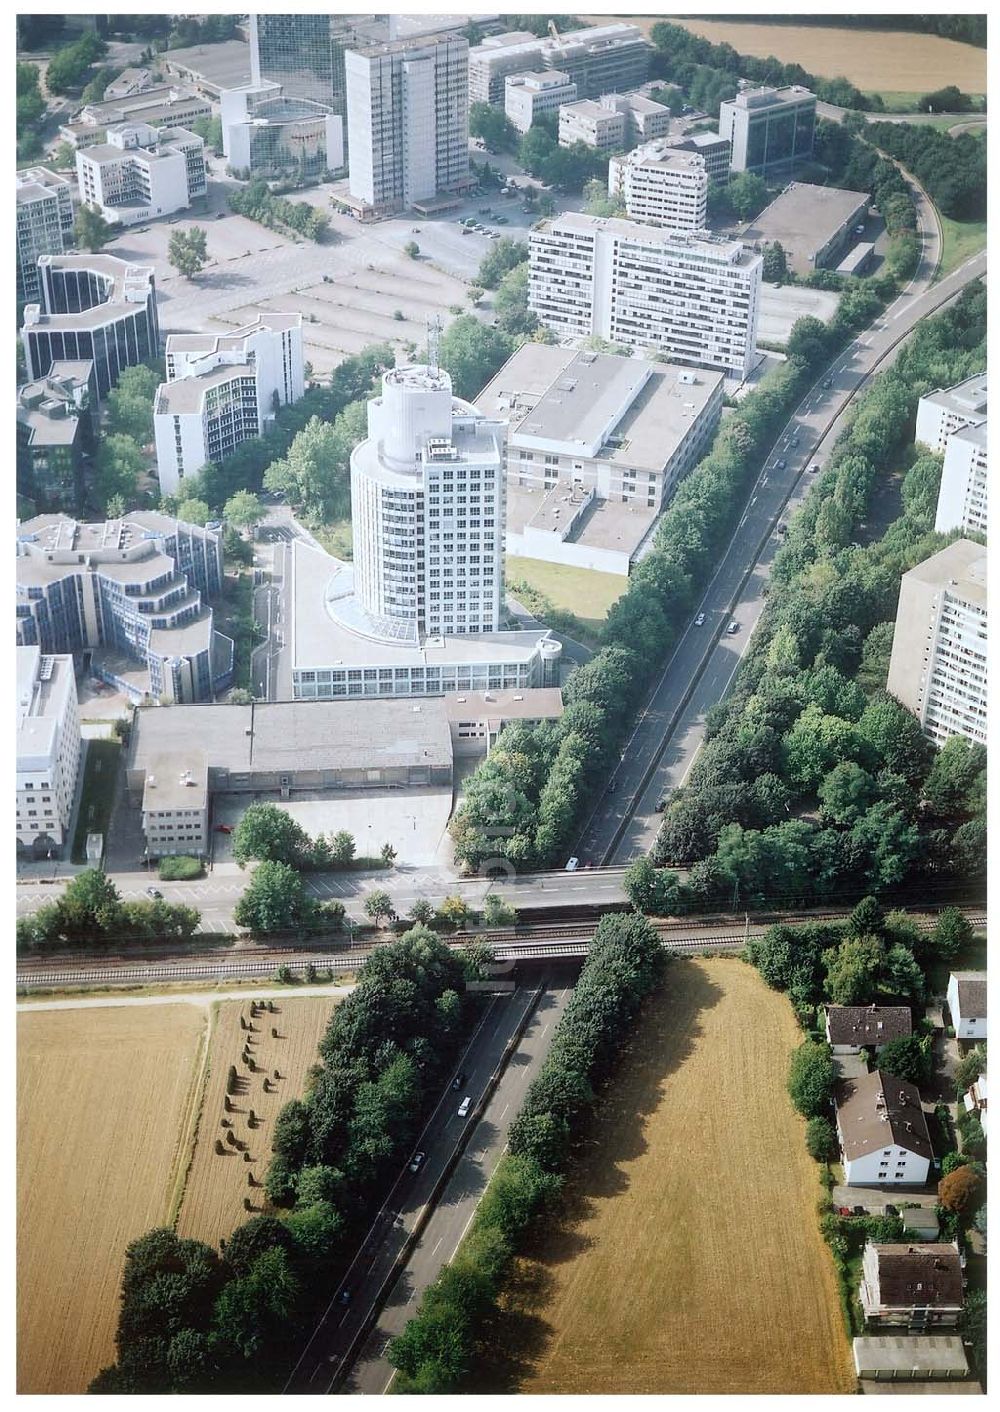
[427,315,442,375]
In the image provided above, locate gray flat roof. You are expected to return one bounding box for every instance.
[853,1336,968,1377]
[131,696,454,774]
[506,481,656,556]
[444,687,563,722]
[155,363,255,415]
[741,182,870,266]
[923,373,987,422]
[142,750,208,812]
[902,539,986,607]
[158,39,252,91]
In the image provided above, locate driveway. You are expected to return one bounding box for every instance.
[832,1184,940,1211]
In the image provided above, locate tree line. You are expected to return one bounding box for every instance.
[450,275,902,874]
[640,281,986,913]
[863,121,986,221]
[227,180,330,242]
[716,15,986,48]
[91,927,476,1392]
[388,911,667,1393]
[16,869,200,952]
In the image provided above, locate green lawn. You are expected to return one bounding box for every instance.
[936,214,988,280]
[309,518,353,560]
[506,555,628,643]
[70,738,121,863]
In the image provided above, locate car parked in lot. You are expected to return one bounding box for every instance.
[457,1096,472,1118]
[215,823,233,834]
[408,1150,426,1173]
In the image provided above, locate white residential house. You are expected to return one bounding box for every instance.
[860,1243,964,1329]
[16,645,82,858]
[947,972,987,1041]
[75,121,207,227]
[153,314,305,494]
[835,1070,932,1187]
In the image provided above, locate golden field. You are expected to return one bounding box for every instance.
[17,1005,207,1393]
[582,16,986,95]
[512,958,855,1395]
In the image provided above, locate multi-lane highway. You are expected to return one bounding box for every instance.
[577,241,987,866]
[282,976,573,1395]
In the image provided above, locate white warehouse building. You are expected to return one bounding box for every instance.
[154,313,305,494]
[609,142,709,229]
[75,121,206,226]
[16,645,83,859]
[529,212,762,380]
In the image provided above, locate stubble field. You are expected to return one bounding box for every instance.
[177,996,337,1249]
[510,958,855,1395]
[17,1005,207,1393]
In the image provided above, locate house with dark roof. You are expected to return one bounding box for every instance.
[860,1243,964,1328]
[835,1070,932,1186]
[825,1004,912,1054]
[947,972,987,1041]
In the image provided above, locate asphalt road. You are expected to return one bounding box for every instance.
[282,978,571,1394]
[343,973,576,1396]
[576,233,986,866]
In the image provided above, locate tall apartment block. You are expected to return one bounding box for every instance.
[75,122,206,227]
[154,313,305,494]
[344,32,470,218]
[468,23,649,106]
[16,646,82,858]
[915,374,988,536]
[529,213,762,379]
[887,539,987,747]
[719,84,815,179]
[16,167,75,305]
[21,254,159,400]
[16,511,230,704]
[609,143,709,229]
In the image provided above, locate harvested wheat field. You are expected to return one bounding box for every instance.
[177,996,337,1249]
[513,957,855,1395]
[583,16,986,96]
[17,1005,207,1393]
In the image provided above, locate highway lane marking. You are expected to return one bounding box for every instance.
[500,1101,510,1119]
[431,1236,443,1256]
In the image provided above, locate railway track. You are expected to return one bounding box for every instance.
[15,907,986,992]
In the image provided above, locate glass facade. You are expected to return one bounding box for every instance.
[250,13,361,113]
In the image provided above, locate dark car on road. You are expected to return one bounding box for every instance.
[408,1151,426,1173]
[451,1071,466,1091]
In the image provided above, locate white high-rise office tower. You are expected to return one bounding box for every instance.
[351,362,505,639]
[345,32,470,217]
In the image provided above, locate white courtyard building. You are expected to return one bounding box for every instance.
[529,212,762,380]
[154,314,305,494]
[16,645,82,858]
[886,539,987,747]
[504,70,576,134]
[75,121,207,227]
[287,362,560,699]
[609,142,708,229]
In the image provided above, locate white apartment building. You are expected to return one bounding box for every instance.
[141,751,209,859]
[559,97,625,150]
[609,143,708,229]
[504,70,576,134]
[76,122,207,227]
[344,32,470,218]
[16,167,75,305]
[886,538,987,747]
[529,212,762,380]
[468,23,649,107]
[915,373,988,536]
[836,1070,933,1188]
[154,313,305,494]
[16,645,82,858]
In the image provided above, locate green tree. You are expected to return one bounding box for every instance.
[477,237,529,290]
[168,227,208,278]
[762,241,788,281]
[233,860,315,932]
[953,1044,987,1096]
[408,897,435,925]
[805,1116,838,1161]
[46,35,105,94]
[364,889,395,927]
[817,761,877,825]
[493,262,537,336]
[232,803,312,868]
[223,489,264,537]
[436,316,514,402]
[876,1034,931,1087]
[404,240,420,259]
[74,204,114,252]
[177,497,210,526]
[787,1039,836,1118]
[823,934,884,1005]
[726,171,768,220]
[94,433,143,510]
[469,101,517,152]
[329,829,356,867]
[931,907,974,960]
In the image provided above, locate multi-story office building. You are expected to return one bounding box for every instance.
[60,84,212,149]
[719,84,816,179]
[563,92,669,148]
[504,71,576,134]
[140,751,209,859]
[915,374,988,537]
[469,23,649,106]
[288,362,560,699]
[667,129,732,184]
[17,360,98,511]
[16,167,75,305]
[249,12,371,112]
[344,32,471,218]
[154,313,305,494]
[529,213,762,380]
[609,143,708,229]
[16,511,231,704]
[220,81,344,178]
[16,645,83,858]
[887,539,987,747]
[477,343,724,573]
[76,122,206,227]
[21,254,159,400]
